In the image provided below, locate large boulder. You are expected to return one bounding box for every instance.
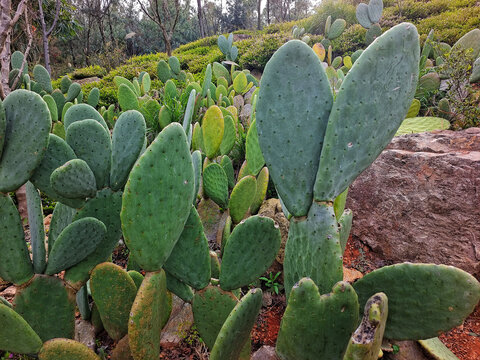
[348,128,480,277]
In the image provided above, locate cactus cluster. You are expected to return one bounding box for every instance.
[157,55,188,82]
[356,0,383,45]
[257,23,480,359]
[218,33,239,62]
[321,15,346,49]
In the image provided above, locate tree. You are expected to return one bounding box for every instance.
[196,0,204,37]
[137,0,183,55]
[38,0,61,74]
[0,0,28,98]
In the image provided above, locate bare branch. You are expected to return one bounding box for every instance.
[11,6,32,90]
[46,0,61,36]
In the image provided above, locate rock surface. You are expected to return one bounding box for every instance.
[75,319,96,350]
[348,128,480,277]
[251,345,280,360]
[160,295,194,349]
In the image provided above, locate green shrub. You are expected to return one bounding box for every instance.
[238,33,291,71]
[71,65,107,79]
[262,20,305,34]
[304,0,357,35]
[332,24,366,55]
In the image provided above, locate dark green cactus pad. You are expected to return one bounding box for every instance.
[0,193,33,285]
[11,51,27,73]
[245,119,264,176]
[65,82,81,102]
[169,56,181,75]
[0,303,42,354]
[63,103,109,133]
[192,285,239,349]
[64,189,122,289]
[157,60,172,83]
[50,159,97,199]
[220,216,281,291]
[353,263,480,340]
[118,84,139,111]
[192,150,202,202]
[53,92,65,117]
[314,23,420,201]
[339,209,353,254]
[256,40,333,217]
[48,202,77,254]
[344,293,388,360]
[38,339,100,360]
[210,250,221,279]
[129,270,168,360]
[0,90,51,192]
[276,279,359,360]
[192,122,203,151]
[76,285,91,320]
[202,64,212,97]
[158,105,172,129]
[284,202,343,299]
[250,167,269,215]
[128,270,144,290]
[26,181,46,274]
[220,114,236,156]
[66,119,112,189]
[210,288,262,360]
[166,271,194,303]
[90,262,137,341]
[228,175,257,224]
[87,87,100,108]
[164,206,211,290]
[220,155,235,189]
[0,100,5,159]
[60,76,72,94]
[122,123,194,271]
[203,163,229,209]
[46,217,106,275]
[328,18,346,40]
[43,94,58,122]
[13,275,76,341]
[33,64,53,93]
[110,110,146,191]
[221,215,232,255]
[30,134,84,208]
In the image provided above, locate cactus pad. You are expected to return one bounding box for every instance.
[129,270,168,360]
[228,175,257,224]
[203,163,229,209]
[33,64,53,93]
[110,110,146,191]
[50,159,97,199]
[276,279,359,360]
[66,119,112,189]
[13,275,76,341]
[90,262,137,341]
[396,117,450,136]
[284,202,343,299]
[210,288,262,360]
[250,167,269,214]
[202,105,224,159]
[344,293,388,360]
[63,103,108,132]
[220,114,236,156]
[353,263,480,340]
[0,90,51,192]
[166,271,194,303]
[38,339,100,360]
[192,285,239,349]
[220,216,281,291]
[245,119,264,176]
[338,209,353,254]
[64,189,122,289]
[48,202,76,254]
[46,217,106,275]
[118,84,139,111]
[0,303,42,354]
[256,40,333,216]
[0,193,33,285]
[26,182,46,274]
[164,206,211,290]
[122,123,194,271]
[314,23,420,201]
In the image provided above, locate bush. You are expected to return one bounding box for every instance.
[71,65,107,79]
[332,24,366,55]
[238,33,291,71]
[304,0,357,35]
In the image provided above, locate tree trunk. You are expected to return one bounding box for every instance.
[266,0,270,25]
[257,0,261,29]
[196,0,204,38]
[0,31,11,96]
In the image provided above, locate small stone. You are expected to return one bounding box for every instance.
[111,335,134,360]
[75,319,96,350]
[251,345,280,360]
[233,95,244,110]
[0,285,16,301]
[343,267,363,283]
[262,291,273,307]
